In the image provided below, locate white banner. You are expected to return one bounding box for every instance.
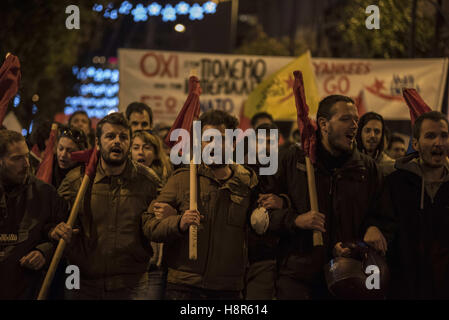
[313,58,448,120]
[118,49,291,124]
[119,49,448,123]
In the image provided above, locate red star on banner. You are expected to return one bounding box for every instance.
[373,78,385,92]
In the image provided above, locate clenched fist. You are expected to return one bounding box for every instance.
[153,202,177,219]
[257,193,284,210]
[294,210,326,233]
[363,226,387,255]
[49,222,79,243]
[179,210,204,232]
[20,250,45,270]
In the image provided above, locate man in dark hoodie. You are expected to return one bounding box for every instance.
[266,95,395,299]
[387,111,449,299]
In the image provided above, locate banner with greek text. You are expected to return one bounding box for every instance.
[118,49,447,123]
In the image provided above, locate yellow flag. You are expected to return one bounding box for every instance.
[244,51,319,120]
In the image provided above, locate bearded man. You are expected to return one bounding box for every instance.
[266,95,395,299]
[58,112,158,300]
[355,112,395,176]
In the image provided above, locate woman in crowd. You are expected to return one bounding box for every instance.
[52,125,88,189]
[131,130,172,186]
[130,130,174,300]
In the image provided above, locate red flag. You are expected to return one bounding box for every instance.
[0,54,21,126]
[71,147,99,180]
[402,88,432,125]
[238,101,251,132]
[354,90,367,117]
[293,70,317,164]
[35,124,58,184]
[31,144,42,160]
[164,76,201,148]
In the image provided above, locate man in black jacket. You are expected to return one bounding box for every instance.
[266,95,395,299]
[0,130,69,299]
[387,111,449,299]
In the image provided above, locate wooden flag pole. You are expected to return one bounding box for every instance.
[188,68,199,261]
[189,159,198,260]
[37,174,91,300]
[305,156,324,247]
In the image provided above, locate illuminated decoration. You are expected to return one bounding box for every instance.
[93,4,103,12]
[13,95,20,107]
[161,4,176,22]
[132,4,148,22]
[119,1,133,15]
[189,3,204,20]
[93,1,218,22]
[103,3,115,19]
[176,2,190,15]
[203,1,217,14]
[148,2,162,16]
[174,23,186,32]
[66,65,119,119]
[109,10,118,20]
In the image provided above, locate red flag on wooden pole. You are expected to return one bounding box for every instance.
[293,70,323,247]
[164,74,202,261]
[0,54,21,126]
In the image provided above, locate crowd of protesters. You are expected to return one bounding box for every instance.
[2,94,449,301]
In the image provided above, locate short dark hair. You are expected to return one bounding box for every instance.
[316,95,355,122]
[96,112,130,140]
[316,95,354,139]
[255,122,278,131]
[388,135,405,149]
[0,130,25,158]
[355,112,386,155]
[68,110,92,127]
[413,111,449,140]
[199,110,239,130]
[126,102,153,127]
[251,112,273,128]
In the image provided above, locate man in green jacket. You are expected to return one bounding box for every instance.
[58,112,158,300]
[143,110,258,300]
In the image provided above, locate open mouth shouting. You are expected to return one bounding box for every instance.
[430,148,445,161]
[110,146,123,157]
[345,132,355,145]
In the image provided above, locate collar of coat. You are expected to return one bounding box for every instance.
[307,145,367,174]
[175,163,258,195]
[394,152,449,182]
[93,158,138,184]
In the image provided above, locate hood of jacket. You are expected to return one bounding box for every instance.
[395,152,449,209]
